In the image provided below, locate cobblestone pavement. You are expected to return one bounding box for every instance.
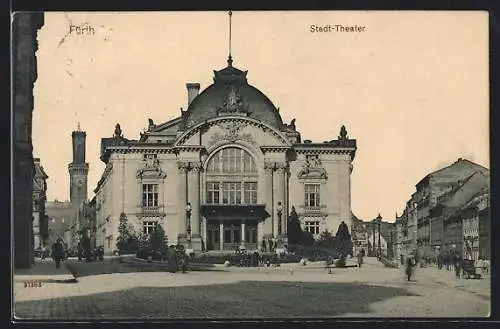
[13,257,490,320]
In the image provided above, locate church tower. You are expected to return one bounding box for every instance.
[68,124,89,206]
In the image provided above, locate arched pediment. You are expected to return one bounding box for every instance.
[174,116,291,148]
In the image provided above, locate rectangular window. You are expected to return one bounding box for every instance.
[305,184,320,207]
[245,227,257,243]
[206,182,220,204]
[142,184,159,207]
[222,182,242,204]
[243,182,258,204]
[224,229,232,243]
[143,221,157,234]
[304,221,321,235]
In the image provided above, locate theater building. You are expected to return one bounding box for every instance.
[94,57,357,253]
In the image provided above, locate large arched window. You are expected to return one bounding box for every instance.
[206,147,258,205]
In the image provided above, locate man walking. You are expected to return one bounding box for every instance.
[405,256,415,281]
[51,239,64,269]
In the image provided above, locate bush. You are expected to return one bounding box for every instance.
[288,244,339,262]
[116,213,139,254]
[150,225,168,256]
[136,232,152,259]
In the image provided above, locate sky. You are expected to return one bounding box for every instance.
[32,11,489,221]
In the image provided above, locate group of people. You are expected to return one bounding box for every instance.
[402,250,481,281]
[260,238,281,253]
[76,243,105,262]
[165,245,188,273]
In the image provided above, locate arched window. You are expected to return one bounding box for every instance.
[206,147,258,205]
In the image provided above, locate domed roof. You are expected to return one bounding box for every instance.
[182,61,284,129]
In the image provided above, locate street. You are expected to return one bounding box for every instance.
[13,257,490,319]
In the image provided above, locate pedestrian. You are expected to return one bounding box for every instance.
[357,251,364,268]
[77,242,83,262]
[166,245,177,273]
[41,245,47,260]
[51,239,64,269]
[405,256,414,281]
[454,254,462,279]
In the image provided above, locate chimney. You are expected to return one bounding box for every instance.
[186,83,200,107]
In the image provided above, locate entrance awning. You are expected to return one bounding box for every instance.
[201,204,269,221]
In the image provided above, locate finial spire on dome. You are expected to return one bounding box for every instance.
[227,10,233,67]
[77,122,81,131]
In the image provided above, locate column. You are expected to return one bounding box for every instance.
[177,162,189,235]
[188,163,201,237]
[241,220,246,247]
[219,220,224,251]
[274,162,286,238]
[264,161,274,238]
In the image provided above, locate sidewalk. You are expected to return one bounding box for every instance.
[414,265,490,299]
[14,260,76,282]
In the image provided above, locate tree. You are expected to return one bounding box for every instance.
[315,230,336,249]
[150,224,168,254]
[116,212,137,254]
[287,207,303,245]
[334,221,353,267]
[287,206,315,247]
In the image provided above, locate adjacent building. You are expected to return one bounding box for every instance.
[396,158,490,262]
[12,12,45,269]
[351,213,369,256]
[430,170,489,258]
[412,158,488,259]
[94,57,357,254]
[393,216,404,263]
[32,158,49,249]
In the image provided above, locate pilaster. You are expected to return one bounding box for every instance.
[263,161,274,239]
[176,161,189,243]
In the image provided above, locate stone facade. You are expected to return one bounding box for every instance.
[12,12,44,269]
[396,158,489,262]
[94,59,357,254]
[32,158,49,249]
[412,158,488,259]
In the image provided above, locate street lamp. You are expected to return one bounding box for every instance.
[185,203,192,244]
[377,214,382,258]
[277,202,283,236]
[277,202,283,247]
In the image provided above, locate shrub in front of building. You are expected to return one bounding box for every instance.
[116,212,139,255]
[135,225,168,261]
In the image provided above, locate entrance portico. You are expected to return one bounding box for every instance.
[201,204,267,251]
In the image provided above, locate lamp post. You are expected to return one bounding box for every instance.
[277,202,283,247]
[185,203,192,247]
[372,219,376,257]
[377,214,382,258]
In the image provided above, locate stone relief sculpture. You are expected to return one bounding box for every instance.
[298,154,327,179]
[217,86,249,116]
[137,155,166,179]
[207,121,257,147]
